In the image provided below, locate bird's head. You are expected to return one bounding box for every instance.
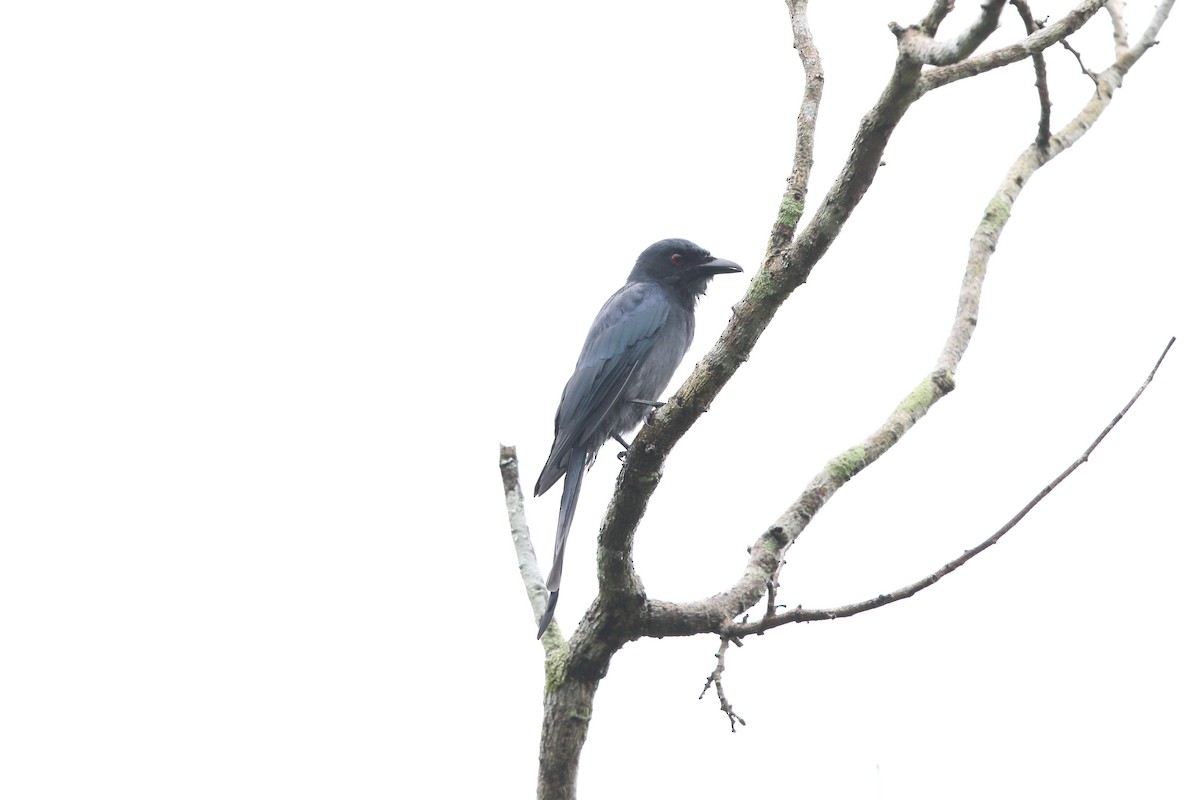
[628,238,743,295]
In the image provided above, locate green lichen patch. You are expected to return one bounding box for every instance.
[746,268,781,302]
[980,195,1012,234]
[777,196,804,229]
[543,644,569,693]
[898,376,936,417]
[826,445,867,482]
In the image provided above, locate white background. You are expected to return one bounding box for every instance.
[2,2,1196,798]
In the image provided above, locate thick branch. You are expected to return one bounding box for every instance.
[499,445,618,800]
[723,338,1175,636]
[889,0,1006,65]
[600,3,1112,586]
[597,4,933,621]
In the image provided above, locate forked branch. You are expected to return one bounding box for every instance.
[723,337,1175,636]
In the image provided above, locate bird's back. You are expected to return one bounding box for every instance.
[534,280,693,496]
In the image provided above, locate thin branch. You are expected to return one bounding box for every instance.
[1107,0,1131,58]
[919,0,955,33]
[766,0,825,260]
[765,550,786,620]
[699,637,746,732]
[1010,0,1052,150]
[1061,37,1100,84]
[1114,0,1173,68]
[724,338,1176,636]
[498,445,563,651]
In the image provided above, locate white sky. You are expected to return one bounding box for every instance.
[2,2,1196,798]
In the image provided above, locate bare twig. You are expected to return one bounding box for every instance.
[767,0,825,260]
[764,554,786,620]
[498,445,563,649]
[699,637,746,732]
[1010,0,1052,149]
[1060,37,1100,83]
[724,337,1176,636]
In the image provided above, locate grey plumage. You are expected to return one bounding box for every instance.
[534,239,742,638]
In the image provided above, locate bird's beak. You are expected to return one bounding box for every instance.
[693,256,743,277]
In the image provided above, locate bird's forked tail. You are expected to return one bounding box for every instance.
[537,448,586,639]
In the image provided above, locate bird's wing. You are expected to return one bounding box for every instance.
[535,282,669,494]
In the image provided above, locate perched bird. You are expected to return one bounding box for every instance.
[534,238,743,638]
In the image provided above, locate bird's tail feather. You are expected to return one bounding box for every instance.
[537,448,585,638]
[536,591,559,639]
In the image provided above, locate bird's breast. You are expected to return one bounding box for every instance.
[612,304,695,436]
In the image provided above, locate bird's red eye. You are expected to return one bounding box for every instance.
[670,253,684,266]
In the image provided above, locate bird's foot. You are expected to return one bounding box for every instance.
[611,432,631,461]
[631,398,666,425]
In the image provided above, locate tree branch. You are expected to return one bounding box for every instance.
[1060,36,1099,84]
[498,445,565,649]
[889,0,1007,66]
[1010,0,1052,150]
[766,0,825,261]
[699,637,746,732]
[596,2,936,625]
[638,0,1175,641]
[919,0,1106,94]
[723,337,1176,636]
[504,3,1177,795]
[598,2,1115,606]
[1107,0,1132,57]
